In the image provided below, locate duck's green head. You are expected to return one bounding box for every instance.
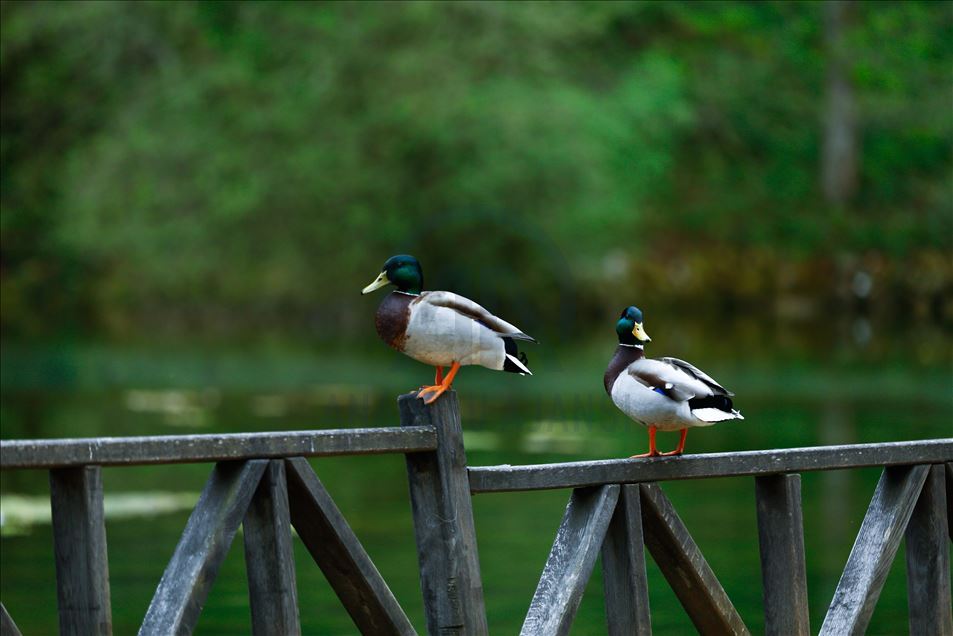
[361,255,424,295]
[616,306,651,346]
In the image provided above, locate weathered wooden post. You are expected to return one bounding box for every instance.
[755,474,810,636]
[49,465,112,636]
[904,464,952,635]
[400,391,488,635]
[601,484,652,636]
[243,459,301,635]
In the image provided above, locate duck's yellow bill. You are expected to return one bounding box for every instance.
[632,322,651,342]
[361,271,390,295]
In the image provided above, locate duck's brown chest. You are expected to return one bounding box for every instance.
[604,345,645,394]
[375,292,413,351]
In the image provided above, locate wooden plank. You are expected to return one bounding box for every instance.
[0,427,437,470]
[401,391,488,636]
[284,457,415,636]
[601,484,652,636]
[521,485,619,636]
[49,466,112,636]
[640,483,750,635]
[468,438,953,493]
[139,460,267,635]
[904,464,952,635]
[243,460,301,635]
[819,464,930,636]
[945,463,952,541]
[755,474,810,636]
[0,602,22,636]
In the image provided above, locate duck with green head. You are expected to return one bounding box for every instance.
[362,255,535,404]
[604,306,743,457]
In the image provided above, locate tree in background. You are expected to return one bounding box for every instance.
[1,1,949,339]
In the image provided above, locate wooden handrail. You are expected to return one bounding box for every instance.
[0,394,949,636]
[467,438,953,493]
[0,426,437,469]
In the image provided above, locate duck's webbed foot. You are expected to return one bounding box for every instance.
[417,362,461,405]
[630,425,662,458]
[659,428,688,456]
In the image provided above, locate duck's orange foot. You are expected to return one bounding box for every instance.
[416,383,450,405]
[416,362,460,405]
[660,429,688,456]
[629,449,661,459]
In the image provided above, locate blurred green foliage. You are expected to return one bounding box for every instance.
[1,1,950,338]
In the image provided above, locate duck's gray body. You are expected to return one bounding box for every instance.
[604,344,743,432]
[375,290,533,373]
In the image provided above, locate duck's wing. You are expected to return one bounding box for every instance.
[626,358,712,402]
[421,291,537,342]
[660,357,734,396]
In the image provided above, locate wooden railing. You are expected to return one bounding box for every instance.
[0,391,950,635]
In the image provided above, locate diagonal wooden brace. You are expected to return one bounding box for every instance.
[139,460,268,635]
[819,464,930,636]
[521,485,619,636]
[640,482,750,635]
[284,457,416,636]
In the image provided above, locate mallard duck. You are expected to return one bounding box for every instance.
[604,306,743,457]
[362,255,535,404]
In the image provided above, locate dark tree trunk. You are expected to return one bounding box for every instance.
[822,0,858,205]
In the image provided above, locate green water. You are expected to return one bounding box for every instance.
[1,337,950,634]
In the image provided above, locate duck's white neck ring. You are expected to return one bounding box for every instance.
[394,291,421,297]
[619,343,644,349]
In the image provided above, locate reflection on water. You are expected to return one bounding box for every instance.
[1,492,199,536]
[0,334,950,634]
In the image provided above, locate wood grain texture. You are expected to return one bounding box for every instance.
[819,464,930,636]
[945,463,952,541]
[285,457,416,636]
[139,460,267,636]
[904,464,952,636]
[601,484,652,636]
[755,474,810,636]
[521,485,619,636]
[468,439,953,493]
[0,427,437,469]
[401,391,488,636]
[49,466,112,636]
[243,460,300,636]
[640,483,750,635]
[0,602,22,636]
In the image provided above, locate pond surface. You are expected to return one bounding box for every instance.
[1,332,950,634]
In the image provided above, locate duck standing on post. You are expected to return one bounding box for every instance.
[604,306,743,457]
[362,255,535,404]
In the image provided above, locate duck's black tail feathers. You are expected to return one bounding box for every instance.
[688,395,734,412]
[502,337,532,375]
[689,394,744,422]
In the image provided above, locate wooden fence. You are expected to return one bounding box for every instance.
[0,391,950,635]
